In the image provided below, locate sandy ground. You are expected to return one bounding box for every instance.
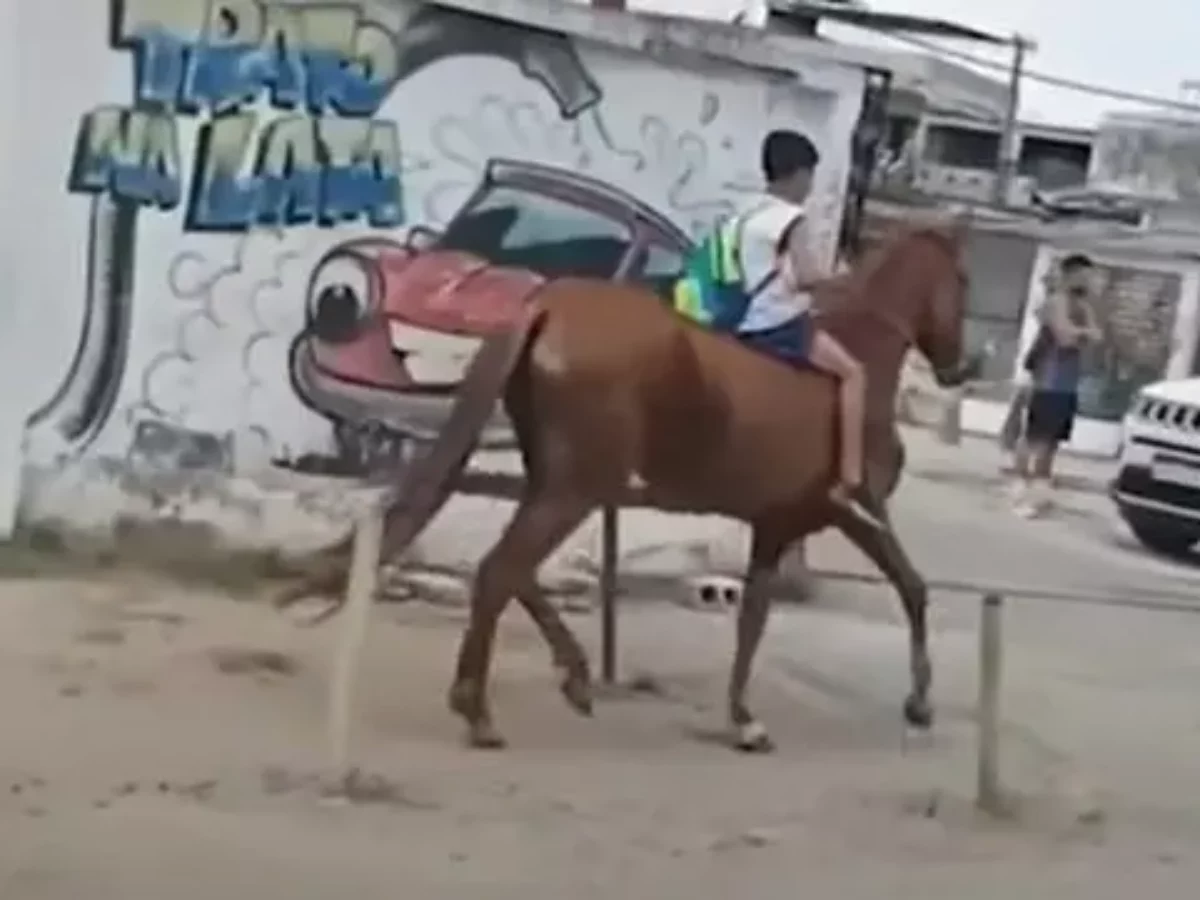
[2,569,1199,899]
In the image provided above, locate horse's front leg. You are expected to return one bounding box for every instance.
[836,508,933,729]
[727,526,789,752]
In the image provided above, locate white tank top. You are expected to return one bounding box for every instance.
[732,193,810,333]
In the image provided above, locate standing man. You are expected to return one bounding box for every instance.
[1013,253,1103,516]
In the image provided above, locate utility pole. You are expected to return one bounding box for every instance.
[993,34,1035,207]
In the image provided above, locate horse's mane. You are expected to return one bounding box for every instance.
[814,224,955,315]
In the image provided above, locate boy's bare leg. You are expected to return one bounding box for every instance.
[809,332,882,529]
[836,366,866,490]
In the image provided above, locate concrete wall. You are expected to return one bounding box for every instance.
[7,0,864,556]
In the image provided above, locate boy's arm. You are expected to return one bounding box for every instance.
[781,217,830,292]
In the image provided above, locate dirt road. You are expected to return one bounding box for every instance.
[2,572,1197,899]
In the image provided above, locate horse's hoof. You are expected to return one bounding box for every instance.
[447,680,478,720]
[466,723,508,750]
[903,695,934,730]
[559,671,594,717]
[733,720,775,754]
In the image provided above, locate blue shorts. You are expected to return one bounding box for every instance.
[737,314,813,366]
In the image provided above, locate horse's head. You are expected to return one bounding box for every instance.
[865,217,978,386]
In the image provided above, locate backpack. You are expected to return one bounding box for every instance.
[672,205,785,332]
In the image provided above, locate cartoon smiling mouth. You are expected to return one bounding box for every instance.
[386,321,481,389]
[289,237,545,444]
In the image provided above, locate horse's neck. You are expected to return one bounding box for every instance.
[820,276,915,427]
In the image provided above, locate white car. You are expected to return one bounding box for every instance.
[1112,376,1200,556]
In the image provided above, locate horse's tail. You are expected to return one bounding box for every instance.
[275,303,548,621]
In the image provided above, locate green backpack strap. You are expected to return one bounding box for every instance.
[731,204,802,303]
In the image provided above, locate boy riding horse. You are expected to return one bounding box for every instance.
[675,129,879,528]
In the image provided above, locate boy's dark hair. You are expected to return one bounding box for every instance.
[1060,252,1093,272]
[761,129,820,182]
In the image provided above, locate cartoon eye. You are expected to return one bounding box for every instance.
[306,252,377,344]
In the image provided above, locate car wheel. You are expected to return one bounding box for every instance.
[1126,514,1200,559]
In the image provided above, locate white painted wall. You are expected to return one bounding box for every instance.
[0,0,22,538]
[6,0,863,553]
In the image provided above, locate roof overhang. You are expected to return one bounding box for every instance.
[768,1,1010,45]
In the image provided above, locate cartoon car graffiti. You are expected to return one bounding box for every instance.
[43,4,603,466]
[287,158,692,475]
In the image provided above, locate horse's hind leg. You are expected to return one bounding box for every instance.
[449,491,591,749]
[836,509,933,729]
[727,525,789,752]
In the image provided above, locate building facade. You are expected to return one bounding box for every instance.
[0,0,868,549]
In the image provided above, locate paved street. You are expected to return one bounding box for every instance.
[824,426,1200,608]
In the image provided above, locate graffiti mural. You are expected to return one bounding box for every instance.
[38,0,605,461]
[28,0,861,492]
[290,159,693,471]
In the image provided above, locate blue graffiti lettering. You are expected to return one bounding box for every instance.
[121,8,395,118]
[182,115,403,231]
[179,40,265,114]
[69,1,404,231]
[68,106,181,209]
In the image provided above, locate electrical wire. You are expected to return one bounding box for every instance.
[868,27,1200,115]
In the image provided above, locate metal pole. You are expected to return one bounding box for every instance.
[976,592,1005,814]
[328,498,385,775]
[993,35,1031,207]
[600,505,619,684]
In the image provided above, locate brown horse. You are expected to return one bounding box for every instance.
[288,220,973,752]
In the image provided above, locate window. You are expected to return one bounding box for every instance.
[1017,137,1091,191]
[924,125,1001,170]
[437,185,633,279]
[637,242,684,301]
